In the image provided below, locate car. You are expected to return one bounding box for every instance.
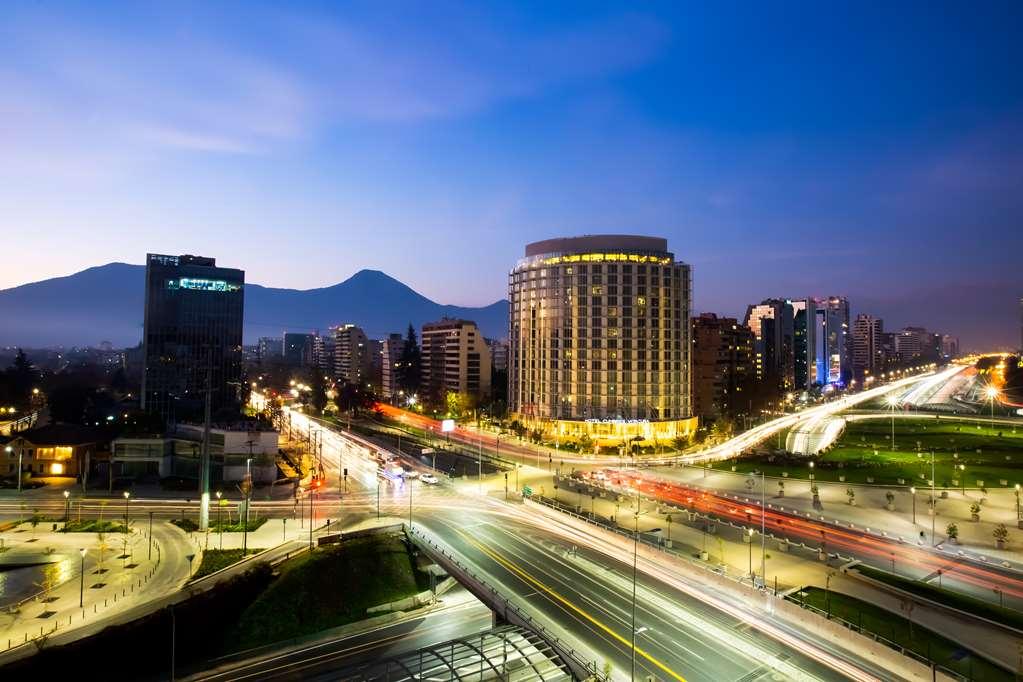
[403,469,419,479]
[420,473,439,485]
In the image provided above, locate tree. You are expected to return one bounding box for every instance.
[304,366,328,414]
[970,501,981,521]
[396,324,421,395]
[946,522,959,542]
[993,523,1008,547]
[7,349,38,407]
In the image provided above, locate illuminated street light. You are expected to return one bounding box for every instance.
[985,386,999,418]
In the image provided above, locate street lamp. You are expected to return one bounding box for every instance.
[215,491,223,550]
[63,490,70,527]
[886,394,900,451]
[747,528,755,579]
[79,548,87,607]
[1015,484,1020,524]
[985,386,999,419]
[123,490,130,531]
[910,486,916,525]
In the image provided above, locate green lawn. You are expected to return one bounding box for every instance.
[717,417,1023,487]
[789,587,1011,681]
[855,565,1023,631]
[172,517,267,533]
[192,548,264,579]
[226,532,429,651]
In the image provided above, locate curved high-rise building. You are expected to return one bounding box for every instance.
[508,235,695,446]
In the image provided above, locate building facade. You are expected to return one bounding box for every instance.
[691,314,754,422]
[141,253,244,423]
[852,314,883,379]
[333,324,369,385]
[381,332,404,401]
[508,235,695,446]
[422,319,491,402]
[744,299,795,391]
[283,332,315,366]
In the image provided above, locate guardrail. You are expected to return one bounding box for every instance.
[405,523,609,682]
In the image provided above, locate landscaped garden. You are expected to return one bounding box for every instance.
[715,416,1023,487]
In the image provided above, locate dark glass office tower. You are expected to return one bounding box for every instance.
[141,254,245,423]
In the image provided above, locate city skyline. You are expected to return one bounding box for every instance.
[2,2,1021,349]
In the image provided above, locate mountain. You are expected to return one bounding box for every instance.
[0,264,509,348]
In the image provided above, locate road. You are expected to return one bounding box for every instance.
[187,594,492,681]
[604,468,1023,607]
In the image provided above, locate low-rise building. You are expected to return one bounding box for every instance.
[4,424,107,479]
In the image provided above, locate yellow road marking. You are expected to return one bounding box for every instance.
[454,527,687,682]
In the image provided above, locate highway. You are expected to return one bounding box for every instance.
[604,469,1023,604]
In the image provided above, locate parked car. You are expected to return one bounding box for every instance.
[420,473,439,485]
[403,469,419,479]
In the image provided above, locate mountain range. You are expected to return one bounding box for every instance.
[0,263,509,348]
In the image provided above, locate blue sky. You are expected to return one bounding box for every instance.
[2,1,1021,347]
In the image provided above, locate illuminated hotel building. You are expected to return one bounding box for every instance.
[508,235,695,446]
[141,253,244,422]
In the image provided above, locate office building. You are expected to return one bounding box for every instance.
[141,253,244,422]
[744,299,795,391]
[940,334,959,360]
[508,235,695,446]
[817,296,851,385]
[283,332,315,367]
[257,337,280,364]
[791,299,817,390]
[422,319,491,402]
[333,324,369,385]
[312,333,334,375]
[381,333,404,401]
[895,327,928,362]
[691,314,755,422]
[852,314,883,379]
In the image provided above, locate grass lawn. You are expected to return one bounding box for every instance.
[789,587,1011,681]
[192,548,264,579]
[226,532,428,652]
[855,565,1023,632]
[62,520,128,533]
[716,417,1023,487]
[172,517,268,533]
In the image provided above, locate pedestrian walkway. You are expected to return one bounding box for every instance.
[0,520,192,655]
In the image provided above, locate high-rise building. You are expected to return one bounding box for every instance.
[366,338,383,389]
[141,253,244,422]
[283,332,315,366]
[691,314,755,422]
[381,332,403,401]
[333,324,369,385]
[744,299,795,391]
[257,336,280,364]
[852,314,883,379]
[940,334,959,360]
[508,235,695,445]
[817,296,851,385]
[791,299,817,390]
[311,333,335,375]
[422,319,491,402]
[895,327,928,362]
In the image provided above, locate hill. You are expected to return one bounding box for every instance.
[0,263,508,347]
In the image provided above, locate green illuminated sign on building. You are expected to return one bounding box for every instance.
[166,278,241,292]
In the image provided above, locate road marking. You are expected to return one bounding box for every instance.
[456,528,688,682]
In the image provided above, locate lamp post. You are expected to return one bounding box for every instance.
[123,491,130,531]
[886,394,900,451]
[747,527,755,579]
[244,458,252,555]
[630,510,639,682]
[148,510,154,559]
[1015,484,1021,523]
[910,486,916,524]
[985,386,998,419]
[63,490,70,527]
[79,548,86,607]
[215,491,222,550]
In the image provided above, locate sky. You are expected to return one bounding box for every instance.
[2,1,1021,348]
